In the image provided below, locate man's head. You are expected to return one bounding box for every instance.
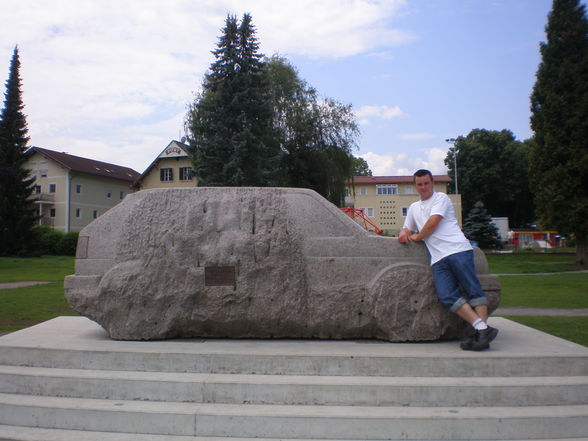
[413,169,434,200]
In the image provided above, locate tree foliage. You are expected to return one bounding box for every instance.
[463,201,502,250]
[530,0,588,265]
[263,56,359,205]
[352,156,372,176]
[186,14,281,187]
[444,129,534,228]
[0,46,36,255]
[185,16,359,206]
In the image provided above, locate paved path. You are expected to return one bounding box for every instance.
[495,307,588,317]
[495,270,588,276]
[0,281,50,289]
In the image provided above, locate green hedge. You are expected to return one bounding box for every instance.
[31,226,78,256]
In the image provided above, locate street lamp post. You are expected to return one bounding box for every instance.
[445,138,458,195]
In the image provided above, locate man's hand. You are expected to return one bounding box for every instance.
[398,228,412,244]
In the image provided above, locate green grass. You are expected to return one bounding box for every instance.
[486,251,582,274]
[498,273,588,308]
[0,256,74,282]
[0,256,77,333]
[503,316,588,347]
[485,251,588,346]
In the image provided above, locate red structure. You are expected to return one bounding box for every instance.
[510,230,557,248]
[340,207,383,235]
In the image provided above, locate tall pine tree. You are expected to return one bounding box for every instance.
[186,14,280,187]
[530,0,588,265]
[0,46,36,255]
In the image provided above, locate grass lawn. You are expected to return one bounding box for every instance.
[486,250,588,346]
[486,251,583,273]
[498,273,588,308]
[0,256,77,333]
[502,316,588,348]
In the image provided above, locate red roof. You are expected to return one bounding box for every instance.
[351,175,452,184]
[27,147,140,182]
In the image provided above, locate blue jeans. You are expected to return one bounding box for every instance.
[431,250,488,312]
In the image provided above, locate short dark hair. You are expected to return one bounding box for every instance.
[413,169,433,182]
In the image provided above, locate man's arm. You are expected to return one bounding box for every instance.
[409,215,442,242]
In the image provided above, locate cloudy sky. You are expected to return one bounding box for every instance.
[1,0,558,175]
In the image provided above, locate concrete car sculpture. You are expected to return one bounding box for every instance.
[65,187,500,341]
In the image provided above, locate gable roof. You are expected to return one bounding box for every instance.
[26,146,140,182]
[351,175,452,185]
[133,140,191,187]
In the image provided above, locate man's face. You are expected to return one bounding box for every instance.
[414,174,434,200]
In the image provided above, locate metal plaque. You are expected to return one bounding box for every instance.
[205,266,236,286]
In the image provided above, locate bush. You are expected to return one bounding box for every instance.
[32,226,78,256]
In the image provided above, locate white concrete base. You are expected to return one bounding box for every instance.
[0,316,587,440]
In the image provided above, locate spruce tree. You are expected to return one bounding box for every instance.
[0,46,36,255]
[530,0,588,264]
[186,14,280,187]
[463,202,502,250]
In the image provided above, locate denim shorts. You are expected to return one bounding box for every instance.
[431,250,488,312]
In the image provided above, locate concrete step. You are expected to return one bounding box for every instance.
[1,394,588,440]
[1,316,587,440]
[1,317,587,377]
[3,426,587,441]
[1,365,587,407]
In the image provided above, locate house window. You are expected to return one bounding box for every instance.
[93,210,98,219]
[49,208,56,218]
[160,168,173,181]
[49,184,56,193]
[402,207,408,217]
[120,191,124,200]
[107,191,112,199]
[33,185,41,194]
[404,186,415,195]
[361,207,374,217]
[75,184,81,194]
[75,208,81,218]
[179,167,192,181]
[377,184,398,195]
[40,169,47,178]
[359,187,367,195]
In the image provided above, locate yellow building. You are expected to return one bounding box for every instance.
[346,175,462,235]
[133,140,196,190]
[25,147,140,232]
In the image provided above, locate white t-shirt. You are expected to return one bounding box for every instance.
[403,192,471,265]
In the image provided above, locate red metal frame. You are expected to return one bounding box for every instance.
[340,207,383,235]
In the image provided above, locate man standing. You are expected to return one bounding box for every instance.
[398,169,498,350]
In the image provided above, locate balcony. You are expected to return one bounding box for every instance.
[28,193,55,204]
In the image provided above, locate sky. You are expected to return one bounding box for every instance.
[0,0,563,176]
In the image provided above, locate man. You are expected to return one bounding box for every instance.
[398,169,498,351]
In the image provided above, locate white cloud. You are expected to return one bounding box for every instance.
[356,105,404,125]
[361,148,447,176]
[0,0,415,171]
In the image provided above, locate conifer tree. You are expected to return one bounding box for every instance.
[0,46,36,255]
[530,0,588,264]
[186,14,280,186]
[463,202,502,250]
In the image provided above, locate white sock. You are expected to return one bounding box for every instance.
[472,318,488,331]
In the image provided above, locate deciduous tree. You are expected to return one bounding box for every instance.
[264,56,359,205]
[444,129,534,228]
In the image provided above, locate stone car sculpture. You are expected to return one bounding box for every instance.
[64,187,500,341]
